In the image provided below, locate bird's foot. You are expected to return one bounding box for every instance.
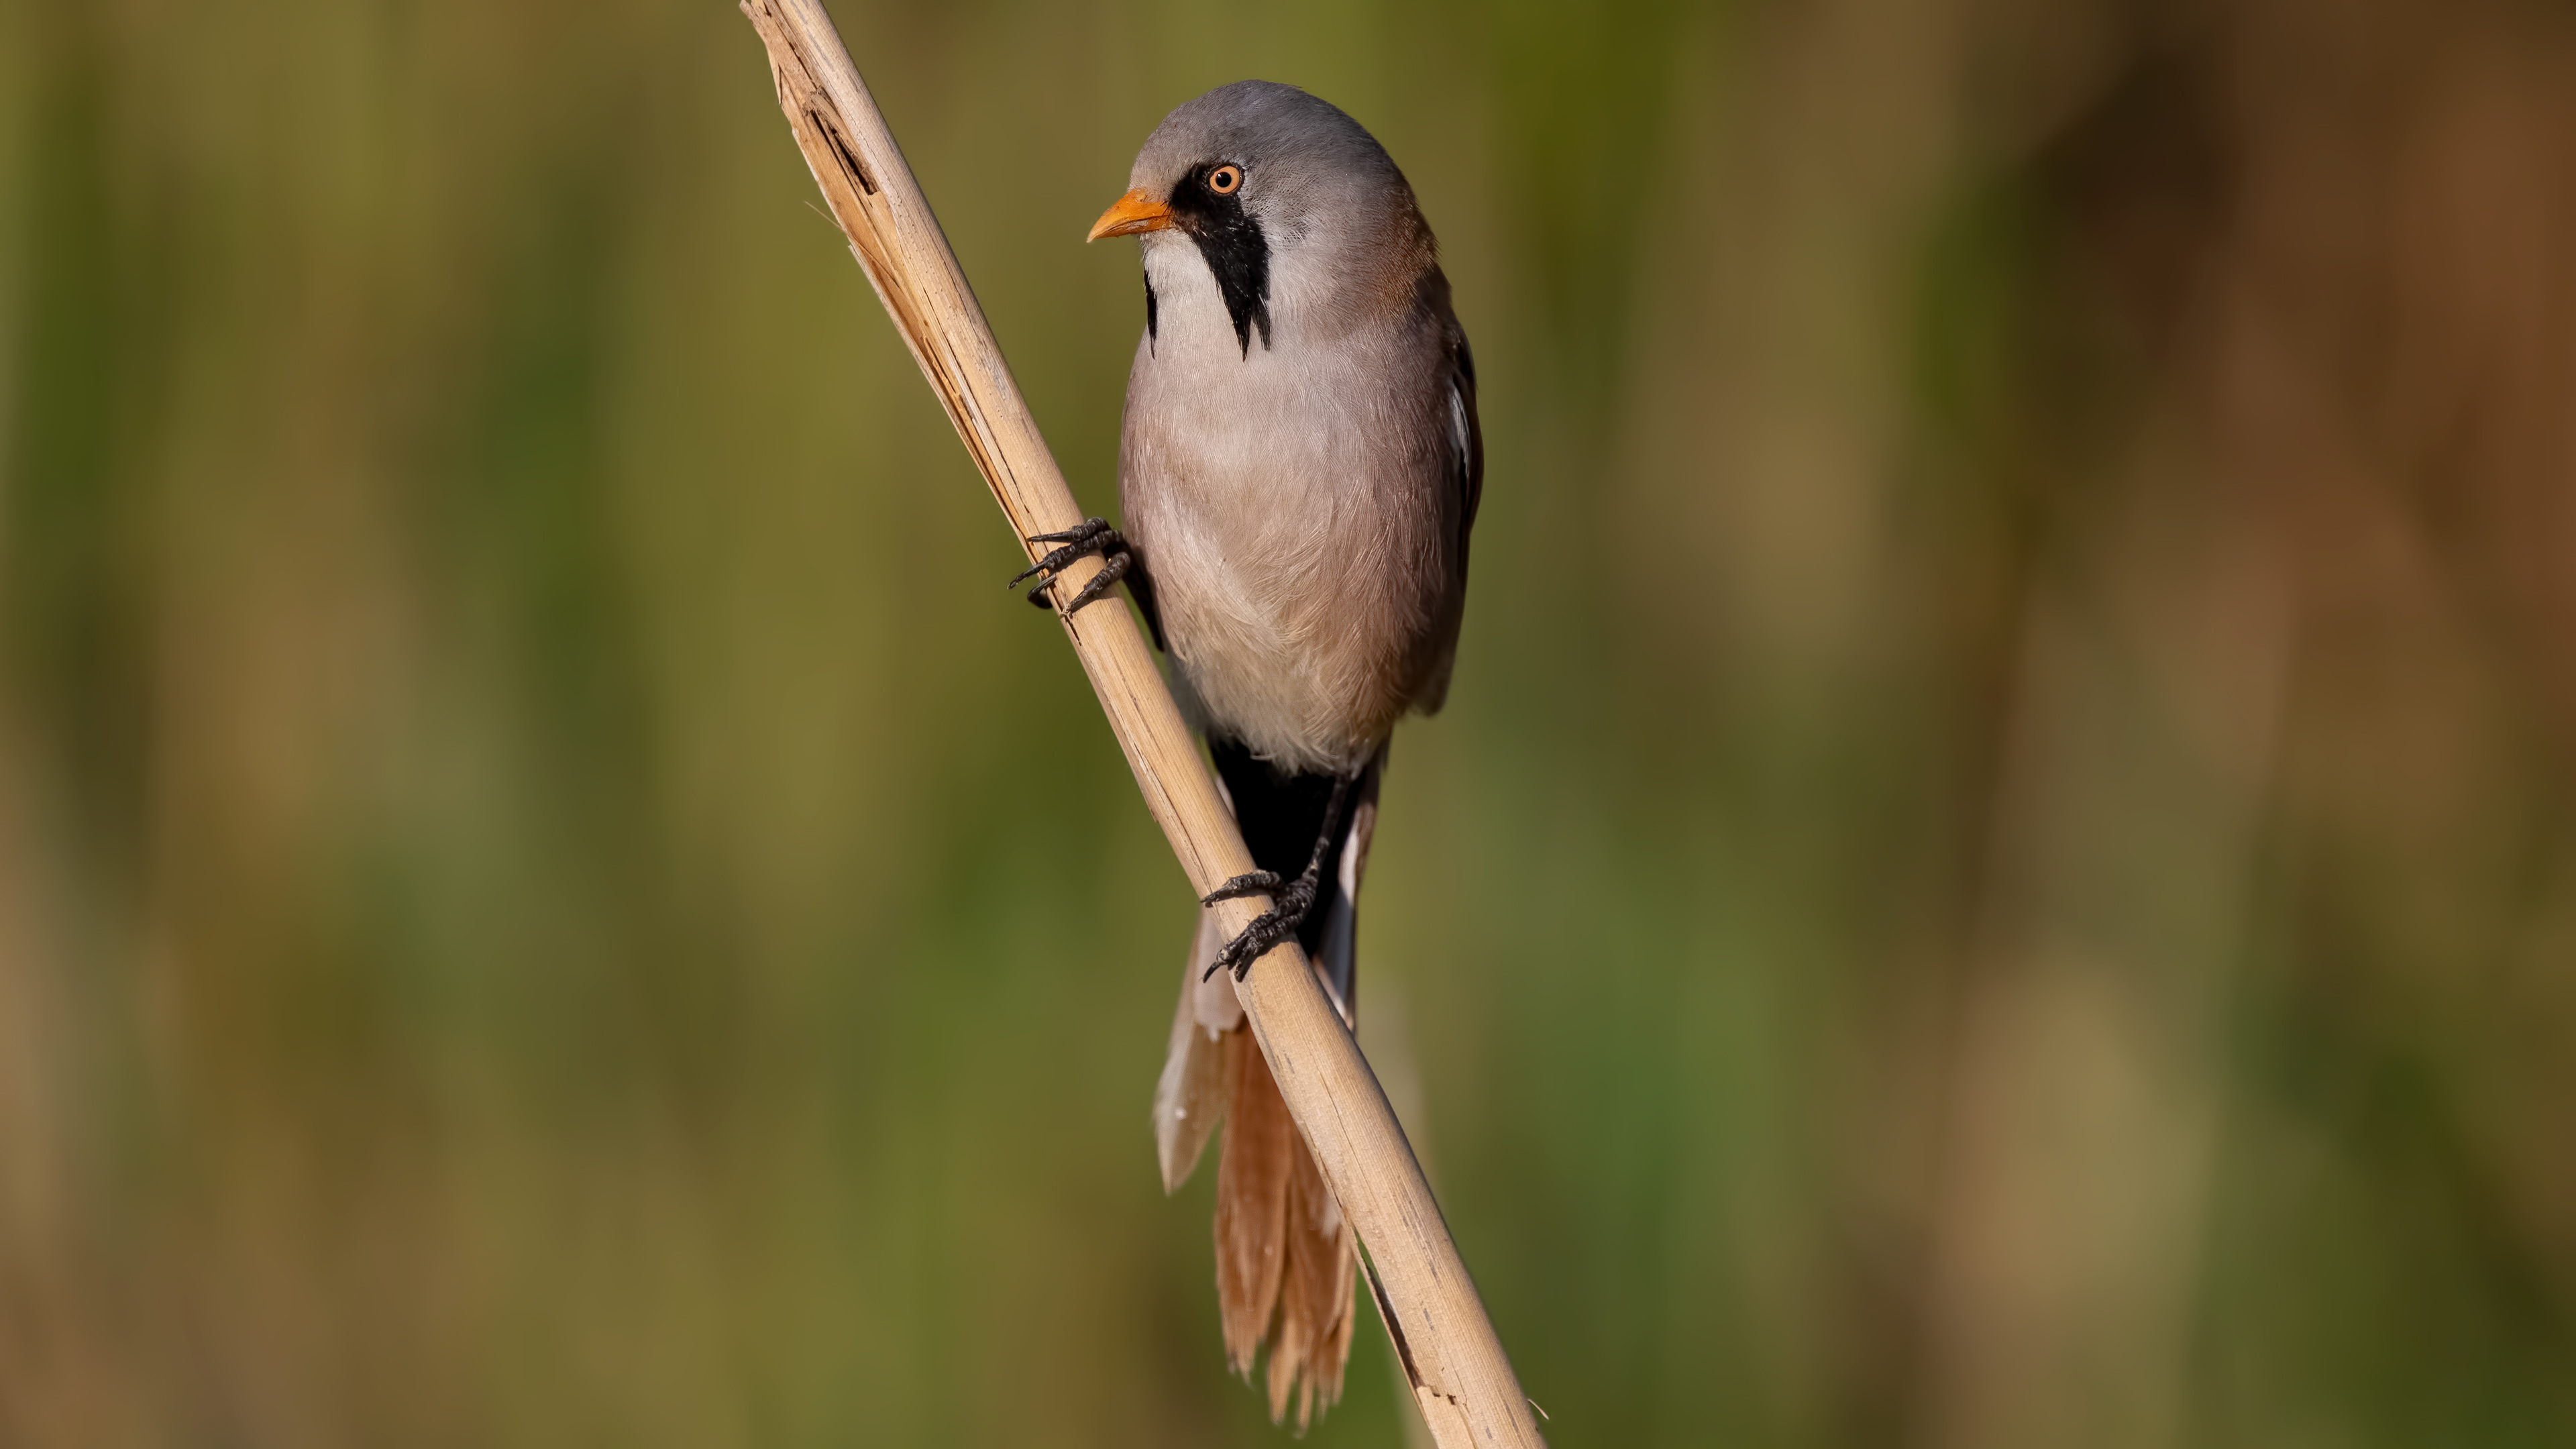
[1196,769,1354,982]
[1200,865,1321,982]
[1009,517,1131,615]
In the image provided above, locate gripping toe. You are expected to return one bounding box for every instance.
[1200,870,1282,906]
[1009,517,1132,616]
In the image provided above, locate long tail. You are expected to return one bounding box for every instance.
[1151,742,1382,1428]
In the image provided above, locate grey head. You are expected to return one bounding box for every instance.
[1089,80,1434,356]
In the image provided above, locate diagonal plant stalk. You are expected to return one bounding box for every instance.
[736,3,1544,1443]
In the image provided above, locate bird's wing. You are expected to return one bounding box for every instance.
[1447,323,1484,582]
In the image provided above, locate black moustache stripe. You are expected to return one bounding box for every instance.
[1167,163,1271,358]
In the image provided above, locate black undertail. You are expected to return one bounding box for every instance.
[1207,737,1381,1017]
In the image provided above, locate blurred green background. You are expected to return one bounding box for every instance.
[7,0,2576,1444]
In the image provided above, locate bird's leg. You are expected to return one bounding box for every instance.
[1201,773,1352,982]
[1009,517,1132,615]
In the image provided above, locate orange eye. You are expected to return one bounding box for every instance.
[1208,164,1242,195]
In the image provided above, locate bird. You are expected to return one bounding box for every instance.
[1011,80,1481,1427]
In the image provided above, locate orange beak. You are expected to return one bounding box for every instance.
[1088,188,1176,241]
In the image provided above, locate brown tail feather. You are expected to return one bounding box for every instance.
[1210,1022,1358,1426]
[1167,837,1360,1424]
[1268,1122,1358,1428]
[1215,1027,1295,1373]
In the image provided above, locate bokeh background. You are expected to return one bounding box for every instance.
[7,0,2576,1443]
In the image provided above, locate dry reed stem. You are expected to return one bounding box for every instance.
[735,3,1544,1444]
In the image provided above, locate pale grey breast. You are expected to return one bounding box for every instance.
[1113,83,1477,775]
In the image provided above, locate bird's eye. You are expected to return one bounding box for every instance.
[1207,164,1242,195]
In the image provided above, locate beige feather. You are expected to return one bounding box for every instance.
[1152,912,1233,1191]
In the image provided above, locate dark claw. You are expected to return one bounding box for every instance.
[1005,541,1086,591]
[1203,912,1286,981]
[1199,870,1283,906]
[1203,871,1320,982]
[1024,523,1106,545]
[1008,517,1132,616]
[1006,538,1088,589]
[1063,551,1129,614]
[1198,772,1353,982]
